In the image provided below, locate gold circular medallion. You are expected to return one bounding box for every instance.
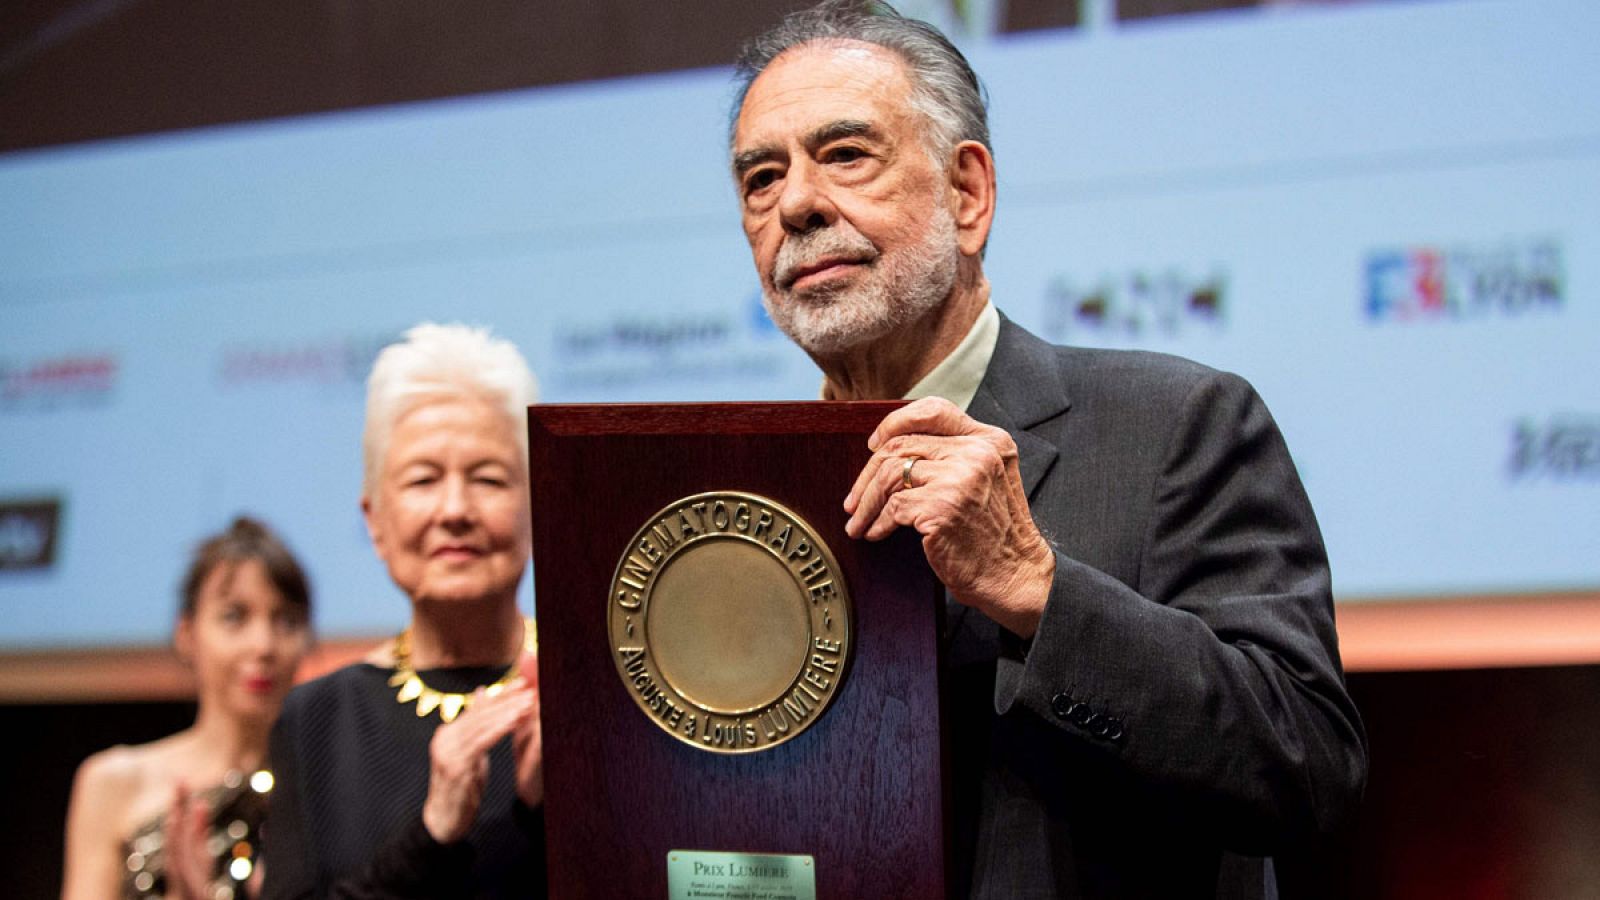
[607,491,852,754]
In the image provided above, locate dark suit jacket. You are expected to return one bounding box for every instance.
[945,316,1366,898]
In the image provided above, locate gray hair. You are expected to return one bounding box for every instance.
[730,0,990,160]
[362,322,539,497]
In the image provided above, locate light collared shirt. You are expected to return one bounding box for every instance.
[902,301,999,412]
[818,302,1000,410]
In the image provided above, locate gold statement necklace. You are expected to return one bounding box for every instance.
[388,616,537,723]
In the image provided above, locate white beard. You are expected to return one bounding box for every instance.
[762,204,959,357]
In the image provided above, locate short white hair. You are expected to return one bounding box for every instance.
[362,322,539,497]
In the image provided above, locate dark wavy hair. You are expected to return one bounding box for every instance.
[180,516,311,619]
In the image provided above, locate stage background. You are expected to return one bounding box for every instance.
[5,0,1594,654]
[4,1,1599,897]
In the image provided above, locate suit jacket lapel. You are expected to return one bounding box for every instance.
[945,313,1071,662]
[967,314,1070,500]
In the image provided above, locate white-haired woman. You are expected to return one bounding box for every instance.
[262,323,545,898]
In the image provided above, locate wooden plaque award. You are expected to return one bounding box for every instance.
[528,402,946,899]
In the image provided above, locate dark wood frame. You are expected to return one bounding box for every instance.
[527,402,947,898]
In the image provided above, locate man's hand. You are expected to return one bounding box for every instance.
[845,396,1055,638]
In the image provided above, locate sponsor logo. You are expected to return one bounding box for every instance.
[1508,416,1600,481]
[0,498,61,571]
[1040,269,1226,341]
[0,353,118,411]
[1365,238,1563,323]
[556,317,732,359]
[217,334,395,386]
[549,304,789,393]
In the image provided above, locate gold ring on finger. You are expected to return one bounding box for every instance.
[901,457,918,490]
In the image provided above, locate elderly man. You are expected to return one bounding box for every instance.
[729,2,1366,897]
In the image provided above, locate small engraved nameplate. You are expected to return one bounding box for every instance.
[666,850,816,900]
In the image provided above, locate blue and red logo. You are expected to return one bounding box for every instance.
[1365,239,1563,323]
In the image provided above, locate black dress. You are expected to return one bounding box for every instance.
[261,664,545,899]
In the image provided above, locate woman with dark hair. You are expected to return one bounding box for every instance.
[62,516,313,900]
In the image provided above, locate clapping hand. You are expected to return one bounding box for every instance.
[163,783,212,900]
[511,650,544,809]
[421,683,537,844]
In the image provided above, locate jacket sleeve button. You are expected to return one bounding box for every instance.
[1050,692,1074,719]
[1103,717,1125,742]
